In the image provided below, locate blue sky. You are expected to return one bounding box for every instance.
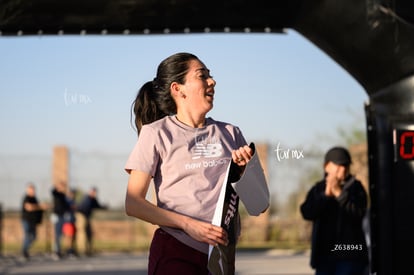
[0,30,369,209]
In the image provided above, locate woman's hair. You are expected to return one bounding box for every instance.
[131,52,199,134]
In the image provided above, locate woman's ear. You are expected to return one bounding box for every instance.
[170,82,180,98]
[171,82,186,99]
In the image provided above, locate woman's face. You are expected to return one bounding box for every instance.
[179,59,216,114]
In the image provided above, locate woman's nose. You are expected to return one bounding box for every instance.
[208,77,216,87]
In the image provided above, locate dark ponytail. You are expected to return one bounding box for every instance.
[131,81,167,134]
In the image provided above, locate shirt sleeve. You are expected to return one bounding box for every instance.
[234,126,248,147]
[124,125,160,176]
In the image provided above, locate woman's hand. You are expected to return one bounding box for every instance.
[232,145,253,166]
[182,217,228,247]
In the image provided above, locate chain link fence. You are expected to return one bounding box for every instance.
[0,150,130,211]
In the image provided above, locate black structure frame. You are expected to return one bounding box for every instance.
[1,1,414,274]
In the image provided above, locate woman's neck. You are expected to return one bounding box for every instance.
[175,112,206,128]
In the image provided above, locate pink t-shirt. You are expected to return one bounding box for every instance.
[125,116,247,253]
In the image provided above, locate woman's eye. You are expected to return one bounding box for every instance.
[200,74,213,79]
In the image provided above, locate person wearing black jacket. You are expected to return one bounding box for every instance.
[76,187,107,256]
[51,181,70,259]
[300,147,369,275]
[21,183,48,259]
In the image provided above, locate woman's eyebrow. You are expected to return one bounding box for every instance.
[195,68,210,74]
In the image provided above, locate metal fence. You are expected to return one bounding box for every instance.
[0,150,130,211]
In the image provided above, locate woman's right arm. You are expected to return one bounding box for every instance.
[125,170,228,246]
[125,170,184,227]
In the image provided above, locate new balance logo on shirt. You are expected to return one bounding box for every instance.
[192,142,223,159]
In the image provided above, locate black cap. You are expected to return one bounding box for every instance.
[324,147,352,166]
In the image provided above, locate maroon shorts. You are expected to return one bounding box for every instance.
[148,228,209,275]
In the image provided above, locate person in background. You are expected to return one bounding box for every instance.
[76,187,107,256]
[51,181,70,259]
[21,183,48,260]
[125,52,253,274]
[300,146,369,275]
[62,188,77,257]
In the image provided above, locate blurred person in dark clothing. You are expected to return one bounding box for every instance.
[51,181,70,259]
[21,183,48,259]
[63,188,78,257]
[300,146,369,275]
[76,187,107,256]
